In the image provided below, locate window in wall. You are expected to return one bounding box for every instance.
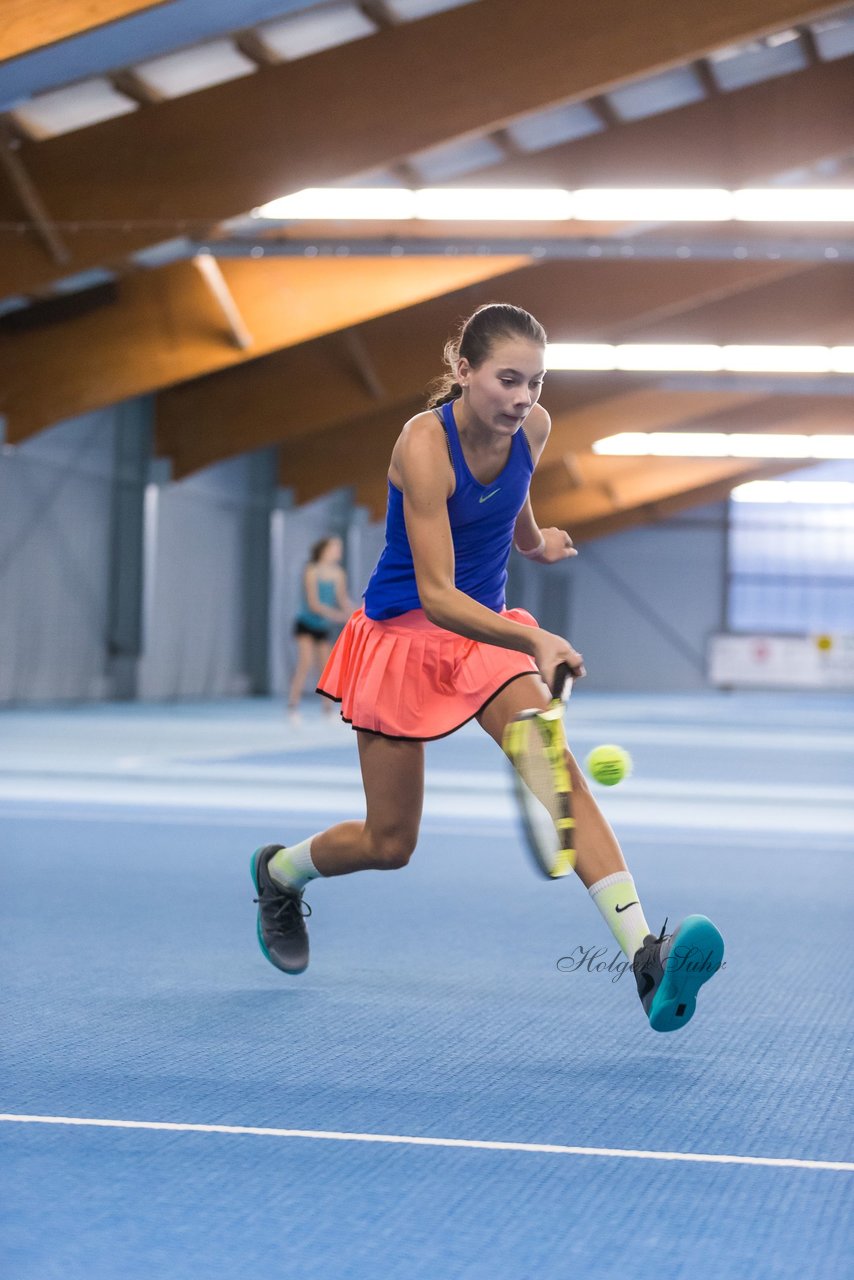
[727,461,854,634]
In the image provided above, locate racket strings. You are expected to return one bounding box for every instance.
[511,720,564,837]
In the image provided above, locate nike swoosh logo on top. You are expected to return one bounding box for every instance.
[615,901,639,913]
[479,489,501,503]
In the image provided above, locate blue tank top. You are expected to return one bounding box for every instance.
[364,400,534,620]
[297,576,337,630]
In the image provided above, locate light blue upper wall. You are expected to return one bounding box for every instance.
[0,1,319,110]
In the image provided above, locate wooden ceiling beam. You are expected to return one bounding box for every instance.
[539,384,854,504]
[0,0,172,61]
[279,399,421,509]
[0,0,838,296]
[277,387,762,505]
[465,54,854,188]
[0,255,526,443]
[545,387,765,455]
[293,451,805,530]
[278,381,852,523]
[157,257,805,475]
[631,263,854,344]
[534,456,808,537]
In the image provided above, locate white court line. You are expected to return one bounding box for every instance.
[2,1114,851,1172]
[1,805,843,850]
[7,760,854,807]
[3,779,852,836]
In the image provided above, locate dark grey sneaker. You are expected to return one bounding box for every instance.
[250,845,311,974]
[633,914,724,1033]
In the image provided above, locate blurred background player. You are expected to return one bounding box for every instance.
[288,536,354,719]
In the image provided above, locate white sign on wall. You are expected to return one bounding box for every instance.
[708,633,854,690]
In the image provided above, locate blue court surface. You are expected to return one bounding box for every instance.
[2,692,853,1279]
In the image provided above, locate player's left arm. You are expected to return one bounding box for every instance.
[514,405,578,565]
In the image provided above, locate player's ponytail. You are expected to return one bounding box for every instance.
[427,303,547,407]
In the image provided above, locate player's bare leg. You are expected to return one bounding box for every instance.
[251,732,424,974]
[288,635,316,712]
[476,674,628,888]
[312,732,425,873]
[477,673,723,1031]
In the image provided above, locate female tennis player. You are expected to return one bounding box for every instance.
[252,303,723,1033]
[288,536,352,719]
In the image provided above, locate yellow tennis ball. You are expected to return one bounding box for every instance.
[586,744,632,786]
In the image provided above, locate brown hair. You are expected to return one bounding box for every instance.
[427,303,547,407]
[309,537,337,563]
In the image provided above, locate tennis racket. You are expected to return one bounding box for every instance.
[503,662,576,879]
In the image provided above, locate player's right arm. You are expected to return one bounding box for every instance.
[395,414,582,683]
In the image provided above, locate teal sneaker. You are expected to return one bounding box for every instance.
[633,915,724,1033]
[250,845,311,974]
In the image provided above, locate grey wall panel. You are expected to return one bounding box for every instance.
[137,457,252,700]
[568,505,728,692]
[0,410,115,703]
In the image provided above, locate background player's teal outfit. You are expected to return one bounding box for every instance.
[295,578,338,637]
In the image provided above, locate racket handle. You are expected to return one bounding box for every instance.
[550,662,573,700]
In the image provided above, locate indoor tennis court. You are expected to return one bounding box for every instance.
[2,694,853,1277]
[2,3,853,1279]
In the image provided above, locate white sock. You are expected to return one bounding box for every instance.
[268,836,322,892]
[588,871,651,961]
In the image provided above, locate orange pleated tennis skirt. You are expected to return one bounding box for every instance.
[317,605,540,740]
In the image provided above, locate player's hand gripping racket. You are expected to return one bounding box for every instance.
[502,662,576,879]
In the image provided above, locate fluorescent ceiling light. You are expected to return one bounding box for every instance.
[593,433,854,460]
[726,434,818,458]
[413,188,573,220]
[733,188,854,222]
[614,344,723,371]
[546,344,617,370]
[570,188,733,221]
[545,344,854,374]
[721,345,832,373]
[254,188,416,219]
[251,186,854,223]
[828,348,854,373]
[731,481,854,504]
[809,436,854,459]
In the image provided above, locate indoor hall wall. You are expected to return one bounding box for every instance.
[554,504,728,693]
[0,409,116,703]
[137,455,269,700]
